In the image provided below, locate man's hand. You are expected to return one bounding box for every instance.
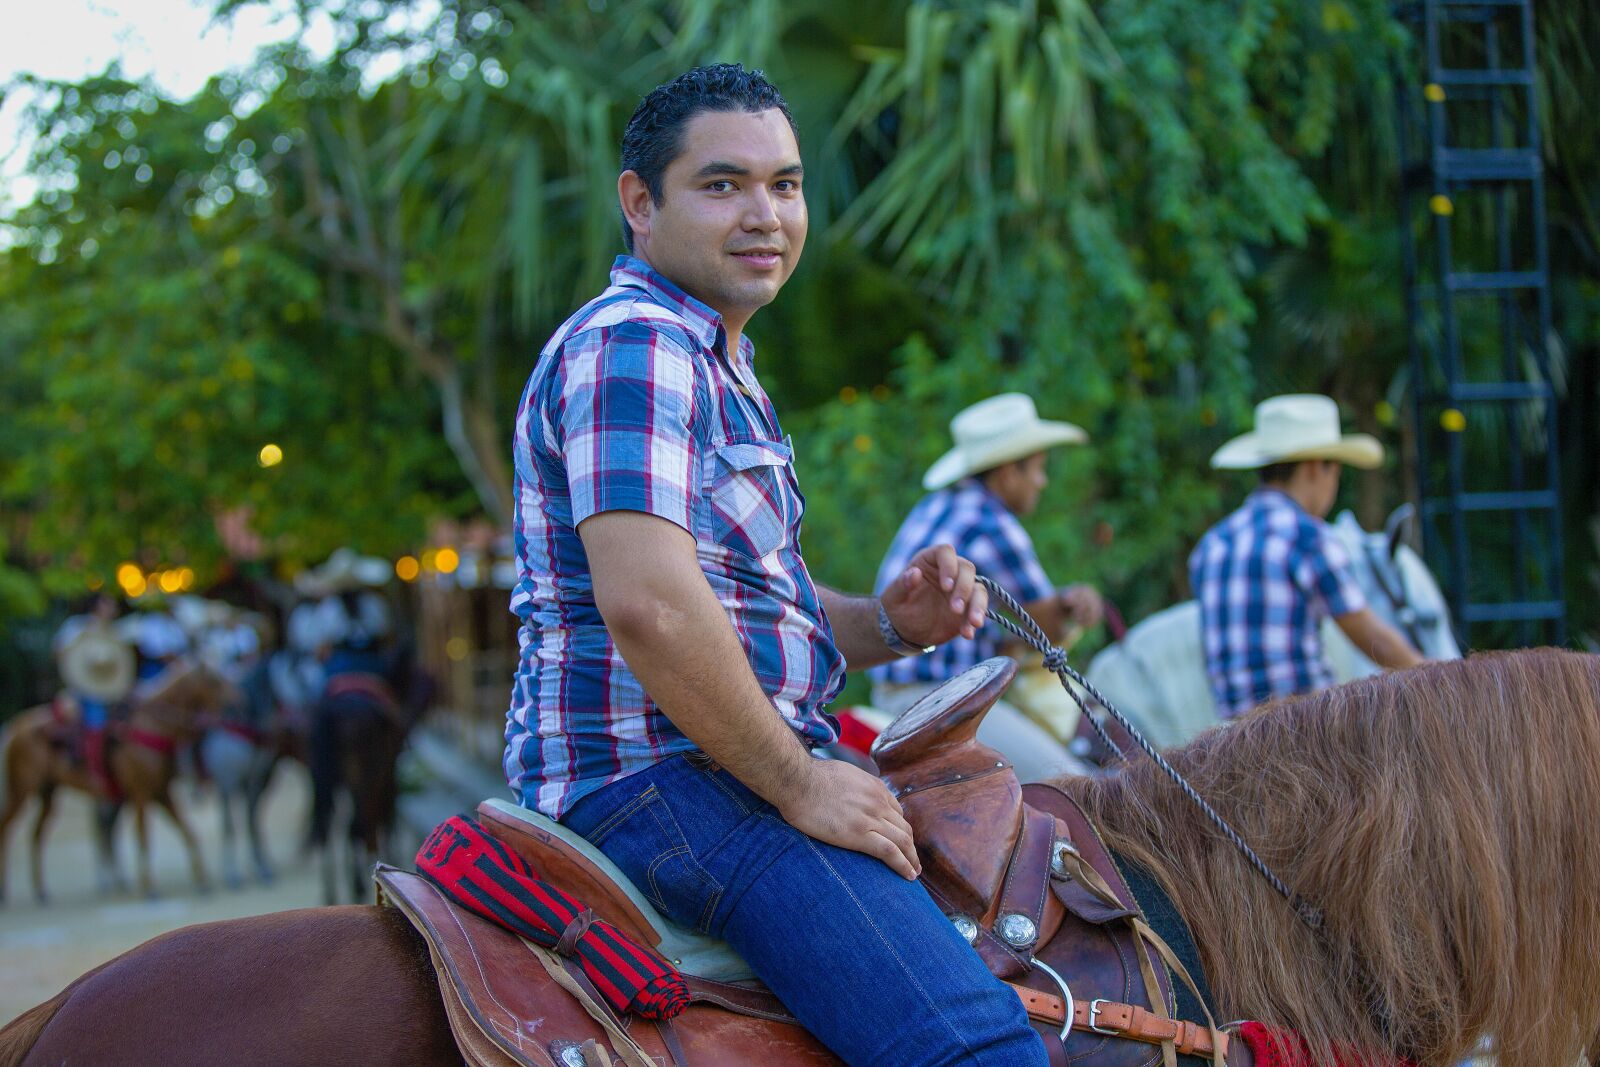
[775,760,921,880]
[1057,584,1104,629]
[880,544,989,646]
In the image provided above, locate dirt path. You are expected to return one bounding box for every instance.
[0,763,326,1023]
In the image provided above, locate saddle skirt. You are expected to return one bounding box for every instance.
[381,658,1235,1067]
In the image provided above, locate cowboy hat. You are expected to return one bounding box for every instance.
[1210,394,1383,471]
[923,394,1087,491]
[305,547,392,593]
[59,626,136,703]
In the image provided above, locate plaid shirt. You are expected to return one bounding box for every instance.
[868,479,1054,685]
[1188,488,1367,718]
[504,257,844,819]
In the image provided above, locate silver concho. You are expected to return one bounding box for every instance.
[557,1047,589,1067]
[998,912,1038,948]
[950,914,979,944]
[1050,838,1079,877]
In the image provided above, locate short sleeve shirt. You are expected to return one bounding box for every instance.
[867,479,1054,685]
[504,256,845,819]
[1188,488,1367,717]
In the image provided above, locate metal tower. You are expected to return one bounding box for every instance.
[1395,0,1564,648]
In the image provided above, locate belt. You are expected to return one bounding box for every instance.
[1007,981,1230,1060]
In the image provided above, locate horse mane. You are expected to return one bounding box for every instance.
[1058,649,1600,1067]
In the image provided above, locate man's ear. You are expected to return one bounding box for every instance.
[618,170,654,251]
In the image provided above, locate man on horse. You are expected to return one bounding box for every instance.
[868,393,1104,781]
[503,64,1048,1064]
[1190,394,1424,718]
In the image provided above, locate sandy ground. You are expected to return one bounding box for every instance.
[0,763,325,1024]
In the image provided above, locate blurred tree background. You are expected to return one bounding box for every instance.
[2,0,1596,667]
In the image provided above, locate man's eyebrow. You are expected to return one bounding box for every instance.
[690,161,805,180]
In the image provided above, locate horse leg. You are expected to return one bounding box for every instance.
[94,800,127,895]
[154,788,210,895]
[28,784,57,905]
[0,771,30,906]
[217,784,242,890]
[131,800,157,899]
[244,750,278,883]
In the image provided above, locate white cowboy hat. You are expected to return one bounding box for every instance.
[1209,394,1383,471]
[59,626,136,703]
[923,394,1087,491]
[306,547,392,592]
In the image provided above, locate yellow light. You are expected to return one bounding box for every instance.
[445,636,469,661]
[1423,83,1446,103]
[177,567,195,592]
[435,547,460,575]
[87,576,104,591]
[1429,194,1454,217]
[852,434,873,453]
[159,569,184,594]
[395,556,420,582]
[125,574,148,598]
[117,562,143,589]
[1441,408,1466,433]
[1375,400,1397,427]
[839,386,858,404]
[420,548,438,573]
[258,443,284,468]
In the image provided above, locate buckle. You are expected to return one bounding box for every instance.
[1087,998,1117,1035]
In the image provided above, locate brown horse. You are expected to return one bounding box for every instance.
[0,659,239,902]
[3,650,1600,1067]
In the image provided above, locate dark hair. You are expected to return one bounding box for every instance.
[618,63,797,252]
[1258,459,1330,484]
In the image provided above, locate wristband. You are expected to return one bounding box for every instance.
[878,602,935,658]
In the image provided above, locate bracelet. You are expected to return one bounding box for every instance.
[877,602,934,658]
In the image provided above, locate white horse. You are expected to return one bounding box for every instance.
[1080,505,1460,749]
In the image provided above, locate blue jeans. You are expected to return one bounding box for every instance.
[559,753,1047,1067]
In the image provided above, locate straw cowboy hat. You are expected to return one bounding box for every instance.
[1210,394,1383,471]
[59,626,136,703]
[923,393,1087,491]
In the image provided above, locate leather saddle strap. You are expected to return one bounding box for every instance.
[993,805,1056,951]
[1007,982,1229,1061]
[527,942,659,1067]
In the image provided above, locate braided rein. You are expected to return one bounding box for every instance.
[975,575,1324,932]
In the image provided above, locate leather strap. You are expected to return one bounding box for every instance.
[993,805,1056,952]
[1008,982,1230,1060]
[555,909,596,957]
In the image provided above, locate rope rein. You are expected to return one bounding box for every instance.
[975,575,1325,931]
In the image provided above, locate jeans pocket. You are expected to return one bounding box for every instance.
[586,784,725,933]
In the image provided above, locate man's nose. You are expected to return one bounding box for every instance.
[743,187,781,230]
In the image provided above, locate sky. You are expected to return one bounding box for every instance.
[0,0,337,213]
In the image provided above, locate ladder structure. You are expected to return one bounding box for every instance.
[1395,0,1564,648]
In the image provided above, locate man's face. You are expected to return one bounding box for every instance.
[624,108,806,330]
[989,453,1050,516]
[1310,459,1343,517]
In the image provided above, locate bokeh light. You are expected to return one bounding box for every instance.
[435,547,460,574]
[258,443,284,467]
[395,555,420,582]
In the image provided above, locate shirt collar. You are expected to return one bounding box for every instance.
[609,255,754,362]
[1249,486,1307,516]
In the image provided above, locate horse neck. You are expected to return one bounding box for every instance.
[1060,651,1600,1067]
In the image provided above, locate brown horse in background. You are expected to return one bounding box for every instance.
[0,659,239,902]
[3,650,1600,1067]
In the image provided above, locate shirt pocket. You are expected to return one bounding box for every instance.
[704,434,799,560]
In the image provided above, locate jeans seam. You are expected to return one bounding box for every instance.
[800,836,984,1060]
[582,785,658,846]
[700,767,754,816]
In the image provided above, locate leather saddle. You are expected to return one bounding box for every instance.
[378,658,1238,1067]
